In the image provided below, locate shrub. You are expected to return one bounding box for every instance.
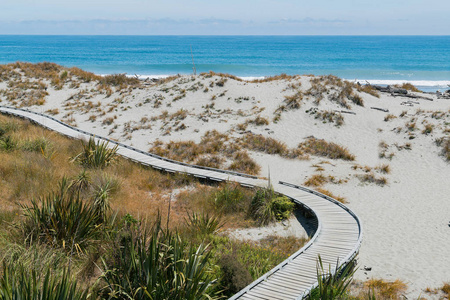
[218,251,253,296]
[249,188,293,225]
[271,196,295,220]
[0,136,16,151]
[72,137,118,168]
[214,183,247,213]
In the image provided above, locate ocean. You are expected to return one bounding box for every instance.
[0,35,449,91]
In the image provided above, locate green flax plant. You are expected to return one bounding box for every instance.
[99,218,219,300]
[0,262,89,300]
[73,137,118,169]
[308,256,356,300]
[18,178,103,254]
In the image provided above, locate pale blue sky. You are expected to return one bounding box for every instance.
[1,0,449,35]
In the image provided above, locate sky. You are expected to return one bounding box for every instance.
[0,0,449,35]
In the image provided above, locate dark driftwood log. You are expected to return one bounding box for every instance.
[370,107,389,112]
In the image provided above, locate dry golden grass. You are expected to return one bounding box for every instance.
[250,73,297,83]
[355,84,380,98]
[304,174,328,187]
[315,188,347,203]
[375,164,391,174]
[395,82,422,92]
[435,137,450,161]
[364,279,407,299]
[298,137,355,161]
[201,71,243,82]
[0,113,198,227]
[149,130,261,175]
[357,172,388,186]
[384,114,397,122]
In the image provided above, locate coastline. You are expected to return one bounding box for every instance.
[0,63,449,298]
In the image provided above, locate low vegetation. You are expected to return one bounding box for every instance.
[298,137,355,161]
[0,114,308,299]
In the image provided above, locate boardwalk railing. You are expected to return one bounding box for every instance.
[0,105,362,300]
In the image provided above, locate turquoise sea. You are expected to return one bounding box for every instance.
[0,35,449,91]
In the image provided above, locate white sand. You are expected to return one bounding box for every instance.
[1,73,449,298]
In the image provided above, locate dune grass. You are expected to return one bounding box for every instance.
[298,137,355,161]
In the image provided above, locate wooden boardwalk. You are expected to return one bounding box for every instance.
[0,105,362,300]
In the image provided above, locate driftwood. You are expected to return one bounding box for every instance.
[370,107,389,112]
[369,84,434,101]
[338,110,356,115]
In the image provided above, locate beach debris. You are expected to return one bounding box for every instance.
[364,266,372,271]
[370,107,389,113]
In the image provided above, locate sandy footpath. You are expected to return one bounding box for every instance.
[1,71,449,298]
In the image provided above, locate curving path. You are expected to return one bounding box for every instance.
[0,105,362,300]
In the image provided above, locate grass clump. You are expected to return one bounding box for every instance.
[308,256,355,300]
[395,82,421,92]
[298,137,355,161]
[241,133,288,155]
[306,108,345,126]
[99,219,218,300]
[72,137,118,169]
[316,188,347,203]
[249,188,294,225]
[435,137,450,161]
[364,279,407,299]
[0,262,89,300]
[17,178,104,253]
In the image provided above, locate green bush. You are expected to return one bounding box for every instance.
[214,183,247,213]
[249,188,294,225]
[272,196,295,221]
[218,251,253,296]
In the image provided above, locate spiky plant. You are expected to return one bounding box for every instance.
[18,178,103,254]
[0,262,88,300]
[308,256,356,300]
[99,218,219,300]
[73,137,118,169]
[185,211,223,236]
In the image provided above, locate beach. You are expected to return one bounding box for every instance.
[0,65,449,298]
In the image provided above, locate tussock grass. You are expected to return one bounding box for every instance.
[250,73,297,83]
[384,114,397,122]
[150,131,261,175]
[316,188,347,203]
[306,75,365,108]
[435,137,450,161]
[201,71,243,82]
[298,137,355,161]
[306,108,344,126]
[357,172,388,186]
[375,164,391,174]
[395,82,422,92]
[247,115,269,126]
[364,279,407,299]
[355,84,380,98]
